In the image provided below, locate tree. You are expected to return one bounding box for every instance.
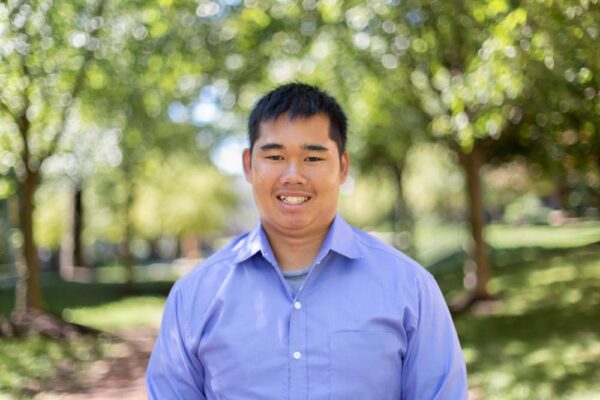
[343,0,599,308]
[0,0,107,314]
[513,0,600,213]
[332,0,533,307]
[76,0,219,288]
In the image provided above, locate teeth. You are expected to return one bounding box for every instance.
[280,196,308,204]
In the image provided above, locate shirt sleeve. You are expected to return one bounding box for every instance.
[401,271,468,399]
[146,285,207,400]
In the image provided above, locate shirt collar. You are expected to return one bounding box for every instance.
[233,213,361,265]
[319,213,362,261]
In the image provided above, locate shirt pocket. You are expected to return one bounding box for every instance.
[329,331,402,400]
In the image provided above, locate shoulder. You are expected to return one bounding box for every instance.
[162,232,253,340]
[349,226,437,286]
[171,231,250,296]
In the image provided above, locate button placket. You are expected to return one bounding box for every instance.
[289,294,307,400]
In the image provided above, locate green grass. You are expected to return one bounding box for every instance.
[0,222,599,399]
[415,220,600,267]
[0,280,171,398]
[0,278,172,318]
[454,245,600,399]
[425,222,600,400]
[62,296,166,331]
[487,221,600,249]
[0,335,106,399]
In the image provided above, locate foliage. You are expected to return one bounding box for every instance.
[338,170,397,229]
[503,193,552,225]
[0,0,104,166]
[1,0,598,312]
[32,181,70,249]
[80,152,238,244]
[133,153,238,238]
[404,143,465,218]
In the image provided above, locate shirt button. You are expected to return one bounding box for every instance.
[294,301,302,310]
[293,351,302,360]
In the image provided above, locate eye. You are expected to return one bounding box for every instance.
[305,156,323,162]
[266,155,283,160]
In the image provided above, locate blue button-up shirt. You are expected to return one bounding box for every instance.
[146,215,467,399]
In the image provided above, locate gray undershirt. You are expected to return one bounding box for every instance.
[281,265,311,295]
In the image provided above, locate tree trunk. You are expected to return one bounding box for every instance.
[15,168,43,312]
[459,141,492,299]
[72,185,85,267]
[389,163,415,257]
[60,183,90,281]
[121,177,135,292]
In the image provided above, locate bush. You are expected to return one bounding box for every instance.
[503,194,552,225]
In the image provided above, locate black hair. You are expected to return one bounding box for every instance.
[248,82,348,154]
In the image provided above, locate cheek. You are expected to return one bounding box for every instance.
[252,168,276,190]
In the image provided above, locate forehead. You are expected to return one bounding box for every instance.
[257,113,332,145]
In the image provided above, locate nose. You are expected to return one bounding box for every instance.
[280,161,308,185]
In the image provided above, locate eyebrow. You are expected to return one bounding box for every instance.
[302,144,329,152]
[258,143,330,152]
[258,143,284,151]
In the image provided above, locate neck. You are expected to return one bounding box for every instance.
[263,227,329,271]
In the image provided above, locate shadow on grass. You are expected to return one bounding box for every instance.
[456,303,599,397]
[431,242,600,398]
[429,242,600,293]
[0,277,174,318]
[0,277,173,396]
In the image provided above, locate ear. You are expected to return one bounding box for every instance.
[340,151,350,184]
[242,148,252,183]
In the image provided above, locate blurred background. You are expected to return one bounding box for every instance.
[0,0,599,399]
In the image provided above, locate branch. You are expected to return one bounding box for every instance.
[0,96,18,123]
[13,42,34,176]
[4,0,35,171]
[40,0,109,162]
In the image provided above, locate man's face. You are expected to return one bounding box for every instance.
[243,113,349,239]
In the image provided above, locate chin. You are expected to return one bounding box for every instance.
[263,215,311,233]
[280,215,334,234]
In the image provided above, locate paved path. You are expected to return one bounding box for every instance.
[35,329,156,400]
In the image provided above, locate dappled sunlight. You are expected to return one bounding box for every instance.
[0,335,104,396]
[0,0,598,397]
[461,346,479,364]
[485,246,599,315]
[62,296,165,332]
[525,347,555,366]
[453,240,600,399]
[527,264,578,286]
[487,224,600,249]
[464,329,600,399]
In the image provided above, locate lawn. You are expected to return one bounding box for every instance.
[452,243,600,399]
[430,222,600,399]
[0,222,599,399]
[0,281,170,398]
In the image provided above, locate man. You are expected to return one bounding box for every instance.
[146,83,468,399]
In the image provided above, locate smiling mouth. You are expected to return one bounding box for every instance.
[277,195,310,205]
